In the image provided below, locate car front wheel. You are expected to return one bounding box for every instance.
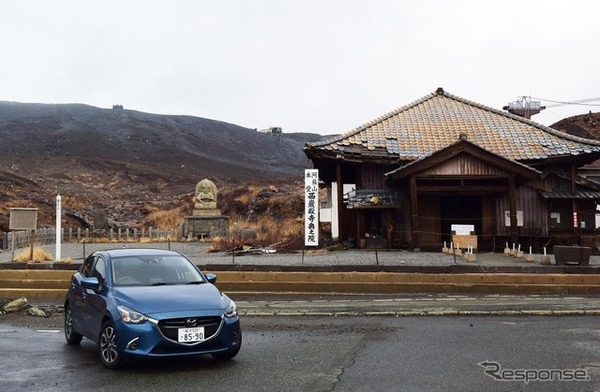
[99,321,122,369]
[64,306,83,345]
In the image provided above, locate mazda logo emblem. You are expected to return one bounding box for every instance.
[185,318,197,327]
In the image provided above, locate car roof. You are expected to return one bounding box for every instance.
[95,248,183,258]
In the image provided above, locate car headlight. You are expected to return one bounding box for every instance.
[117,305,148,324]
[224,300,238,318]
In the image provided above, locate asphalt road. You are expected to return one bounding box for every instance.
[1,316,599,392]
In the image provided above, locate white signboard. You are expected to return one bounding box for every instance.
[304,169,319,246]
[451,224,474,235]
[504,210,524,227]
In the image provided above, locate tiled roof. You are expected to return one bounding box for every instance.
[539,188,600,199]
[306,88,600,162]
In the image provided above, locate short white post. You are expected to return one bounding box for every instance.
[541,246,551,265]
[527,246,534,262]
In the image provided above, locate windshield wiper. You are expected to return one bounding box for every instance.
[146,282,168,286]
[186,281,205,285]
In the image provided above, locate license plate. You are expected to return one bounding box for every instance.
[178,327,205,343]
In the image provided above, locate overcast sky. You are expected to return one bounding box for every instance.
[1,1,599,135]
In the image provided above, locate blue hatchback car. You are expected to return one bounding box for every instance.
[64,248,241,369]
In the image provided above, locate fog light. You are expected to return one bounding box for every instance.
[127,337,140,350]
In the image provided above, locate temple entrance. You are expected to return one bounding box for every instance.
[440,195,482,247]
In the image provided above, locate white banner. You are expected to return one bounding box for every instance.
[304,169,319,246]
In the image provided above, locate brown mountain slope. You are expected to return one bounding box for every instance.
[551,111,600,170]
[551,111,600,140]
[0,102,328,233]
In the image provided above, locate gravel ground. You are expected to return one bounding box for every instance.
[1,241,599,267]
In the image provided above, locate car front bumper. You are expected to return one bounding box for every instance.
[114,315,241,358]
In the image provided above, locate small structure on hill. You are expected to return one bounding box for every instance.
[258,126,282,135]
[184,179,229,238]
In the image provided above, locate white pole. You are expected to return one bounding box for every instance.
[56,195,62,261]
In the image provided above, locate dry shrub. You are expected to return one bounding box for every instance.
[1,200,36,215]
[61,196,84,210]
[210,215,304,253]
[82,237,111,243]
[145,207,185,229]
[234,193,251,206]
[13,247,54,262]
[139,237,179,243]
[230,184,261,206]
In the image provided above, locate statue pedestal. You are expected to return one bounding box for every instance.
[193,209,221,216]
[184,215,229,239]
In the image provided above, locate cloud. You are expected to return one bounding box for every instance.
[1,0,599,134]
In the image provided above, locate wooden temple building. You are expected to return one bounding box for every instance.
[304,88,600,252]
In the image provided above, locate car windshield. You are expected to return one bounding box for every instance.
[111,255,205,287]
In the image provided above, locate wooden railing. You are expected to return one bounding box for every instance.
[2,226,183,251]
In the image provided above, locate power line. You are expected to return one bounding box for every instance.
[529,96,600,108]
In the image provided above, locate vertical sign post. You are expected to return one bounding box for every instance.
[304,169,319,247]
[56,195,62,261]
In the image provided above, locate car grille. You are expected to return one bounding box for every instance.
[158,316,222,344]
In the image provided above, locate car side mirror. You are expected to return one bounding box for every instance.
[205,273,217,284]
[81,277,100,290]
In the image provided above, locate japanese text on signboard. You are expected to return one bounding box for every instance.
[304,169,319,246]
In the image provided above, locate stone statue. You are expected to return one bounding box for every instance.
[186,178,228,237]
[194,179,218,211]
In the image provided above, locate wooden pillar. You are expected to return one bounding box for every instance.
[356,211,362,248]
[336,162,344,240]
[572,162,579,245]
[508,176,518,245]
[410,176,419,250]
